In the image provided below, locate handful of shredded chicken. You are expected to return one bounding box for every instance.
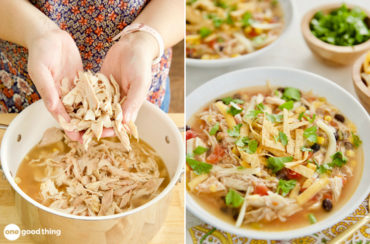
[28,128,166,216]
[59,71,138,150]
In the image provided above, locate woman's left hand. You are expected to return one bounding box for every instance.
[100,31,158,137]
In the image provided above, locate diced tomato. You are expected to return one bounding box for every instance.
[330,121,338,127]
[248,29,259,37]
[207,40,216,49]
[206,145,225,164]
[254,184,269,196]
[286,169,302,180]
[186,130,197,140]
[323,193,333,200]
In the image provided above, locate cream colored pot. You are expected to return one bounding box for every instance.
[1,100,184,244]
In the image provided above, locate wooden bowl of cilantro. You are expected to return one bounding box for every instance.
[301,3,370,65]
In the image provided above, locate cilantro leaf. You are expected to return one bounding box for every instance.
[276,179,297,196]
[298,112,305,121]
[235,137,258,154]
[282,87,301,101]
[221,97,244,105]
[241,12,253,27]
[304,126,318,143]
[267,156,293,173]
[227,103,243,116]
[310,4,370,46]
[278,131,288,146]
[228,124,242,137]
[256,102,265,111]
[328,151,348,168]
[352,133,362,148]
[301,146,313,152]
[266,113,283,123]
[225,189,244,208]
[209,123,220,136]
[193,146,208,155]
[199,27,212,38]
[235,136,250,147]
[243,139,258,154]
[186,156,213,175]
[317,163,331,174]
[279,100,294,110]
[244,110,262,120]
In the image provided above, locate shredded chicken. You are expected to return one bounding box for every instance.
[59,71,137,150]
[31,128,167,216]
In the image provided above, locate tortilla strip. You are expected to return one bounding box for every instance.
[294,129,304,160]
[262,116,285,152]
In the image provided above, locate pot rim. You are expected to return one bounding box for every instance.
[1,100,185,221]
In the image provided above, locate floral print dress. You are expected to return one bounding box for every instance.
[0,0,171,113]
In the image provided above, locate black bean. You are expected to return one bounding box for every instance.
[311,143,320,152]
[215,98,222,102]
[233,93,242,99]
[219,46,224,52]
[232,208,239,220]
[186,125,190,131]
[334,114,345,123]
[334,131,339,141]
[344,141,353,150]
[277,87,285,93]
[276,169,288,180]
[322,198,333,212]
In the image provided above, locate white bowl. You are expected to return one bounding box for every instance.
[1,100,184,243]
[186,67,370,239]
[186,0,294,68]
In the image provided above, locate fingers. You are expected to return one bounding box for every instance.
[101,128,115,138]
[29,64,82,142]
[121,74,151,123]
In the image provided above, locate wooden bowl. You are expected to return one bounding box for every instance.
[352,52,370,113]
[301,3,370,66]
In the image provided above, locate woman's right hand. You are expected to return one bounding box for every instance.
[27,29,83,142]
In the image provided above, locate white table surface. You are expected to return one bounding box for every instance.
[186,0,370,97]
[185,0,370,242]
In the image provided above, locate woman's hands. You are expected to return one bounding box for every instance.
[27,29,83,141]
[100,31,158,136]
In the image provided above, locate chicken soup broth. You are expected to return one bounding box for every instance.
[16,127,169,216]
[186,85,363,230]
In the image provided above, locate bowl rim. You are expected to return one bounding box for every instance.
[0,100,185,221]
[301,2,370,53]
[185,66,370,239]
[352,52,370,98]
[186,0,295,67]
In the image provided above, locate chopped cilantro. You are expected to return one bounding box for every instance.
[225,189,244,208]
[186,156,213,175]
[267,156,293,173]
[304,126,318,143]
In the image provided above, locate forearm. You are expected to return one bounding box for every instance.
[133,0,184,48]
[0,0,58,48]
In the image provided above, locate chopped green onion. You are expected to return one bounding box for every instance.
[308,213,317,224]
